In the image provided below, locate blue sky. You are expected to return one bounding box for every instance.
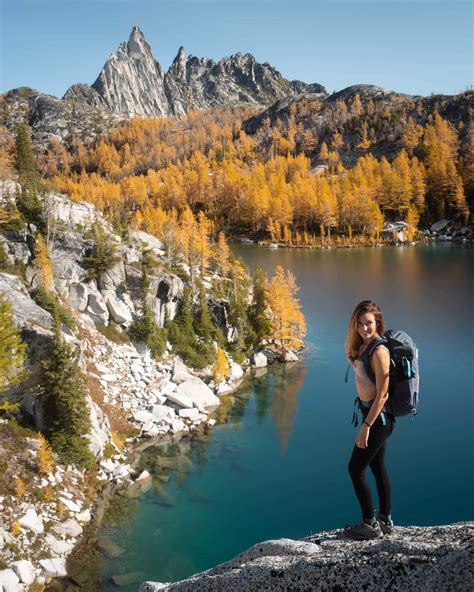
[1,0,472,97]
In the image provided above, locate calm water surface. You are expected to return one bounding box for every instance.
[99,244,473,589]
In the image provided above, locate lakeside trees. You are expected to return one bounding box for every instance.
[41,105,469,247]
[265,266,306,356]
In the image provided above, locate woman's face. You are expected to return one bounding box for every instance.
[357,312,379,341]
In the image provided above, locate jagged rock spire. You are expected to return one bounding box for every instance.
[73,27,327,117]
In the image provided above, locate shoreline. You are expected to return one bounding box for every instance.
[230,236,473,249]
[51,346,303,590]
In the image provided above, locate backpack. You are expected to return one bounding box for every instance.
[358,331,420,417]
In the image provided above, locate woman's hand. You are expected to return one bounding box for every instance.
[356,424,370,448]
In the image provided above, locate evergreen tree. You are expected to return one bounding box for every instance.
[42,318,94,469]
[128,302,167,358]
[168,286,215,369]
[84,222,119,279]
[14,124,43,227]
[194,281,217,343]
[247,266,271,346]
[0,295,28,392]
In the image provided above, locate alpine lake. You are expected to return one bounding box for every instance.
[89,243,473,591]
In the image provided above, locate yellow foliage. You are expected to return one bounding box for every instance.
[34,234,53,292]
[43,484,55,502]
[15,477,26,498]
[111,431,127,453]
[37,433,55,475]
[0,398,21,413]
[11,520,21,536]
[213,347,230,383]
[265,266,306,354]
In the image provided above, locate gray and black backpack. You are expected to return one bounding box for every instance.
[359,331,420,417]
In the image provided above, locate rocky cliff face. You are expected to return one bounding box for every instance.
[139,521,474,591]
[0,86,124,147]
[64,27,325,118]
[89,26,171,118]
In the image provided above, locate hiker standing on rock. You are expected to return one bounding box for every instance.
[343,300,395,539]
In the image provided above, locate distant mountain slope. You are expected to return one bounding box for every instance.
[242,85,474,167]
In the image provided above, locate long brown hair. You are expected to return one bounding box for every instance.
[345,300,385,364]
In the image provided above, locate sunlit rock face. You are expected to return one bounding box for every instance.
[80,26,326,117]
[91,26,171,118]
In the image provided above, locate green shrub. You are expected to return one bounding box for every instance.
[31,287,76,331]
[97,322,130,344]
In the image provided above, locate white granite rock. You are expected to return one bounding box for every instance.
[282,349,298,362]
[150,405,170,423]
[45,533,75,556]
[11,560,35,585]
[18,507,44,534]
[52,519,83,539]
[133,410,154,423]
[166,391,194,409]
[104,292,133,324]
[0,569,20,588]
[176,379,220,409]
[76,509,91,523]
[252,351,268,368]
[135,470,152,483]
[58,497,81,513]
[39,557,67,578]
[228,363,244,380]
[178,408,199,420]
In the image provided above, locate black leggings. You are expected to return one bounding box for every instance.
[348,407,395,520]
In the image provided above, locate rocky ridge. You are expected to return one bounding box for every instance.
[68,26,326,118]
[139,521,474,592]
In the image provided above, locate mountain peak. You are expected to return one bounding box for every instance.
[126,25,152,59]
[80,26,325,117]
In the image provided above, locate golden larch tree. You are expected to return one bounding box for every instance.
[265,266,306,355]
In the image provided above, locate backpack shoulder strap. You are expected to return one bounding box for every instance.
[360,336,388,384]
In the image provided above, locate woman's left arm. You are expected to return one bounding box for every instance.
[355,347,390,448]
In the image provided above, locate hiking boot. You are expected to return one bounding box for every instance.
[377,514,394,535]
[343,520,383,540]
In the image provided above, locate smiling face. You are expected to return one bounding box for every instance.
[357,312,379,342]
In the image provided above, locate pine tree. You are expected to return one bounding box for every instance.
[247,266,271,345]
[14,124,43,227]
[128,302,167,358]
[194,282,217,344]
[84,222,119,280]
[41,319,94,469]
[0,294,27,392]
[167,286,215,369]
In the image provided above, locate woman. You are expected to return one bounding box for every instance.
[343,300,395,540]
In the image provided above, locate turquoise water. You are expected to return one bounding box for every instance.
[100,244,474,589]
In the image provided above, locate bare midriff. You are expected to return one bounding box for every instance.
[353,345,389,401]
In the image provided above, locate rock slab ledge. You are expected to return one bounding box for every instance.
[140,522,473,592]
